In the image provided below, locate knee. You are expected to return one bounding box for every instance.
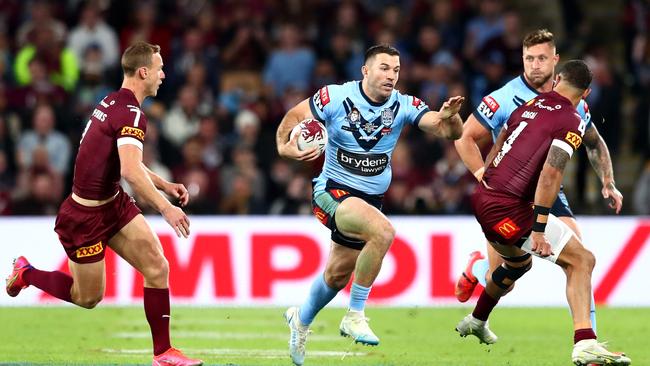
[76,294,103,309]
[374,223,395,247]
[566,248,596,273]
[324,269,352,290]
[142,256,169,284]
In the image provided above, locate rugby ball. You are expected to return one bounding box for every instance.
[291,118,327,154]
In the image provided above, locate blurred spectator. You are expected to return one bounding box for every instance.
[463,0,505,62]
[11,170,60,215]
[479,10,524,77]
[196,114,223,169]
[219,172,265,215]
[11,56,67,113]
[268,173,312,215]
[67,3,120,72]
[171,136,220,207]
[430,143,473,214]
[167,27,219,103]
[119,1,171,60]
[73,45,113,123]
[16,0,66,48]
[14,24,79,92]
[263,23,316,97]
[161,85,201,147]
[16,104,70,175]
[633,156,650,215]
[220,144,266,208]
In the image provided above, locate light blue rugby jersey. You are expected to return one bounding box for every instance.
[474,74,592,141]
[309,80,430,195]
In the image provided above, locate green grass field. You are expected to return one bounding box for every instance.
[0,306,647,366]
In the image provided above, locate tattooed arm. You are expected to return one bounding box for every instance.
[582,125,623,213]
[529,145,572,257]
[535,145,570,210]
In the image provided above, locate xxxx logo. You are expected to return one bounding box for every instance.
[565,131,582,150]
[76,241,104,258]
[120,126,145,140]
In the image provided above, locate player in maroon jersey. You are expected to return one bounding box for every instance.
[455,60,630,365]
[5,42,202,366]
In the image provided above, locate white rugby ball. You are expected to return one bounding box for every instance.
[291,118,327,154]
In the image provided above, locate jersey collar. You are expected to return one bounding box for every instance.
[358,81,390,107]
[519,74,539,95]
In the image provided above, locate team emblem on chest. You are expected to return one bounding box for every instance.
[342,98,399,151]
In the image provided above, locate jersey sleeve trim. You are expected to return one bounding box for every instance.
[309,98,325,125]
[551,139,574,158]
[117,137,143,150]
[413,108,430,126]
[472,109,495,133]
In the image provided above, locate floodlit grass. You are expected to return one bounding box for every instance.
[0,306,647,365]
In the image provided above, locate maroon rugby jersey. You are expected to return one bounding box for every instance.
[483,91,586,201]
[73,88,148,200]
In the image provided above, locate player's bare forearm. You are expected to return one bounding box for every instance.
[439,113,463,139]
[276,98,312,157]
[483,129,507,172]
[142,163,168,190]
[534,146,569,208]
[119,146,172,213]
[454,134,484,174]
[583,125,615,186]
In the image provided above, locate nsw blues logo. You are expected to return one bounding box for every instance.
[341,98,399,151]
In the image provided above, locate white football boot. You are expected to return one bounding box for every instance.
[572,339,631,365]
[339,310,380,346]
[455,313,498,345]
[284,306,310,366]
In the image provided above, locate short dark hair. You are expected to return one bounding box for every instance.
[522,29,555,49]
[121,41,161,76]
[558,60,592,90]
[364,44,400,64]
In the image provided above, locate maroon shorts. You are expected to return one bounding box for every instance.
[471,183,533,246]
[54,189,141,263]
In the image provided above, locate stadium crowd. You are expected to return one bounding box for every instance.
[0,0,647,216]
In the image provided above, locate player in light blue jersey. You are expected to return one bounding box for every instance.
[453,29,623,346]
[276,44,464,366]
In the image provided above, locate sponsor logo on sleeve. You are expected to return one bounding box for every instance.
[412,96,427,111]
[313,87,331,111]
[565,131,582,150]
[120,126,145,140]
[477,96,500,119]
[76,241,104,259]
[492,217,521,239]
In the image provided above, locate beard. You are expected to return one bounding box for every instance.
[526,71,553,89]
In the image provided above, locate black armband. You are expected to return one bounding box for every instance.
[533,205,550,216]
[532,221,547,233]
[532,205,550,232]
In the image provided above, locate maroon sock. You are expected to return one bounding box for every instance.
[472,290,499,321]
[144,287,171,356]
[574,328,597,344]
[23,268,73,303]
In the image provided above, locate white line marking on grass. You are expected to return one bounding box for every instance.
[112,331,340,341]
[118,318,284,326]
[102,348,368,358]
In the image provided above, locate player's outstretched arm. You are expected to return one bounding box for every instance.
[418,96,464,140]
[119,145,190,238]
[276,98,321,161]
[582,124,623,213]
[454,114,493,181]
[142,163,189,207]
